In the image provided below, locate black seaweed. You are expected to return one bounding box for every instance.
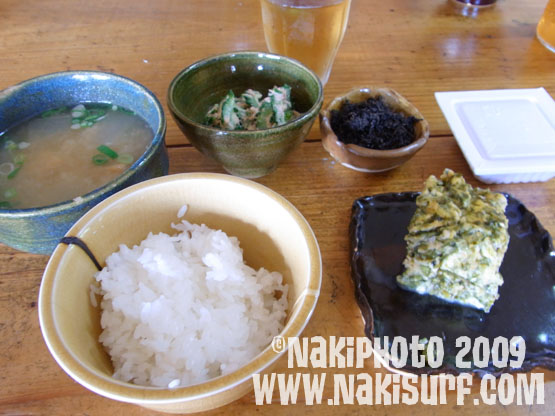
[330,97,418,150]
[350,192,555,376]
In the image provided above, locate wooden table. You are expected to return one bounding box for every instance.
[1,0,554,414]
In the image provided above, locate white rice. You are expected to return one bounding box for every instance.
[92,211,288,388]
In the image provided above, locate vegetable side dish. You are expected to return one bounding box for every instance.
[396,169,510,312]
[204,85,299,130]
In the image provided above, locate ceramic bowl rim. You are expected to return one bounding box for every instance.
[167,51,323,135]
[0,70,166,218]
[320,86,430,159]
[38,172,322,405]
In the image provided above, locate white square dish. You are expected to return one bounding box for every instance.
[435,88,555,184]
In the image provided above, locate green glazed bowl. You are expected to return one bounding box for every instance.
[0,71,168,255]
[167,51,323,178]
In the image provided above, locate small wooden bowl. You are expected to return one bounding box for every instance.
[319,87,429,172]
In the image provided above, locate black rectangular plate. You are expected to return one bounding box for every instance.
[350,192,555,375]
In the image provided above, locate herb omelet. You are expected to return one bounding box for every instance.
[396,169,509,312]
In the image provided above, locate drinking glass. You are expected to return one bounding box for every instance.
[452,0,496,6]
[260,0,351,85]
[537,0,555,53]
[450,0,495,17]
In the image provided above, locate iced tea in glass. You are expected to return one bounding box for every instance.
[260,0,351,85]
[537,0,555,53]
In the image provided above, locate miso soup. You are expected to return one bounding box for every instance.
[0,104,153,209]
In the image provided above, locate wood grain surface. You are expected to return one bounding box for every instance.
[1,0,554,415]
[1,0,554,144]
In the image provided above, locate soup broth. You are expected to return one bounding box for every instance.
[0,104,153,209]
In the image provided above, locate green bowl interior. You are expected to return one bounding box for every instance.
[169,53,321,126]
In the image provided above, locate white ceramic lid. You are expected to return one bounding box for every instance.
[435,88,555,181]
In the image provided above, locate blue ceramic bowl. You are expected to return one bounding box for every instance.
[0,71,168,254]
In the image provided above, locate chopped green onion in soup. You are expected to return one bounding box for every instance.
[97,144,119,159]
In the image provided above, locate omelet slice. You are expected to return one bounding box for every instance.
[396,169,509,312]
